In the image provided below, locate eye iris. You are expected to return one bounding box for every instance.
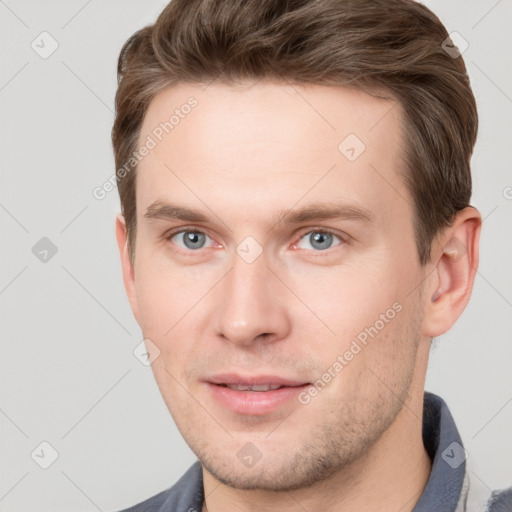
[183,232,205,249]
[310,232,332,250]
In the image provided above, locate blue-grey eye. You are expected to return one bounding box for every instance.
[171,231,212,250]
[297,231,342,251]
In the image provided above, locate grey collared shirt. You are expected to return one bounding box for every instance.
[118,392,511,512]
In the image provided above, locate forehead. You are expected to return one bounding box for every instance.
[136,81,408,225]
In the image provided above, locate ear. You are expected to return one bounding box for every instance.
[115,213,141,326]
[422,207,482,338]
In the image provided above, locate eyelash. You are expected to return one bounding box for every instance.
[163,226,346,254]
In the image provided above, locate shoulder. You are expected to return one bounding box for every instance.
[115,461,204,512]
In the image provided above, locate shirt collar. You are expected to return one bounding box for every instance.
[412,392,465,512]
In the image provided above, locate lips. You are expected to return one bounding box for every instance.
[204,373,311,415]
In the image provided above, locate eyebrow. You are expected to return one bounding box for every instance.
[276,201,375,225]
[144,201,209,222]
[143,200,375,225]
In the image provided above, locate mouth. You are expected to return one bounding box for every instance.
[204,374,311,415]
[206,373,310,388]
[216,383,297,391]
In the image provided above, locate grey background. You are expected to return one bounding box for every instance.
[0,1,511,510]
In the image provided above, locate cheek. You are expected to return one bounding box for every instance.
[132,255,219,373]
[134,274,171,334]
[133,249,205,332]
[288,258,422,387]
[290,261,402,338]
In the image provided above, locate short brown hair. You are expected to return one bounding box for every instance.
[112,0,478,266]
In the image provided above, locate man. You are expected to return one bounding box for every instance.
[112,0,511,510]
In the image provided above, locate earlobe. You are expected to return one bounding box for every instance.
[115,213,140,325]
[423,207,481,337]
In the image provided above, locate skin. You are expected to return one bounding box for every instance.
[116,81,481,512]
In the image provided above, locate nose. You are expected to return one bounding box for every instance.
[213,252,292,347]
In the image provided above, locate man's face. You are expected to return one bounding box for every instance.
[120,82,430,490]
